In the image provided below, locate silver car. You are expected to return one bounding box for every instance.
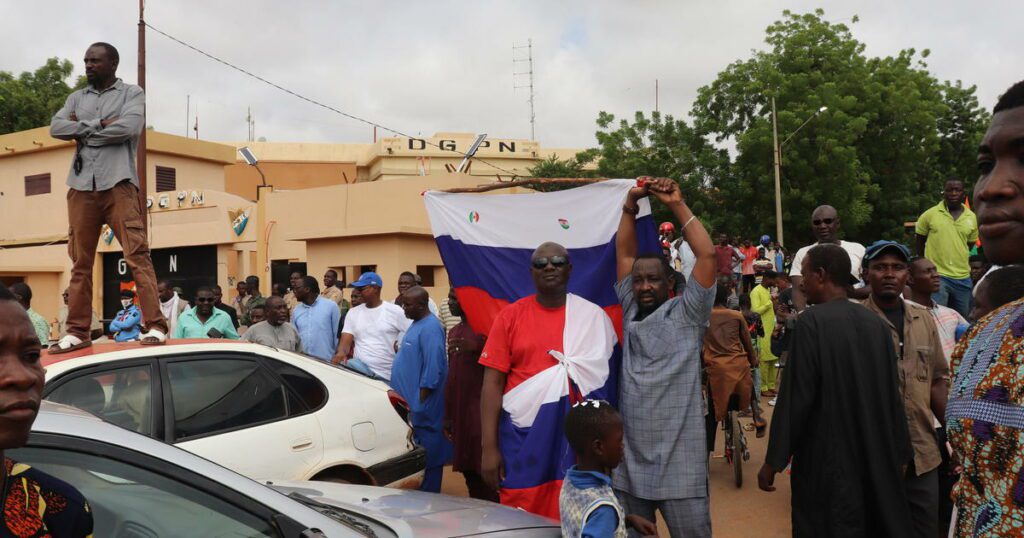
[13,402,560,537]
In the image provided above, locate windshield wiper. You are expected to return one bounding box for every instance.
[287,492,378,538]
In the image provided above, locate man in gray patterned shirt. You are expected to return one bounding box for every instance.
[49,42,167,352]
[613,178,717,537]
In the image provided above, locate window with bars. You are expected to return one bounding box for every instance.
[24,173,51,196]
[155,166,177,192]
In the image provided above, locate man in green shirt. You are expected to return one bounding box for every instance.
[173,286,239,340]
[915,178,978,318]
[10,283,50,345]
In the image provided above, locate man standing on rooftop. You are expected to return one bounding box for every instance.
[49,42,168,352]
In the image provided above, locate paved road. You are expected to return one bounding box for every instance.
[440,407,793,536]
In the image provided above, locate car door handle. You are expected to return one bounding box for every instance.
[291,438,314,451]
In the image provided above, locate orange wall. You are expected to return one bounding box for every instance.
[225,162,359,200]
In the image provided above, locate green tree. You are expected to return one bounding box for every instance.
[690,10,988,247]
[0,58,87,135]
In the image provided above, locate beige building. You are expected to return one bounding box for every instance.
[0,127,584,338]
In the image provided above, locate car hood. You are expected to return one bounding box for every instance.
[267,480,559,537]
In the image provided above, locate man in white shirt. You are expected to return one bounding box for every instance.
[789,205,867,310]
[157,280,188,337]
[332,272,410,381]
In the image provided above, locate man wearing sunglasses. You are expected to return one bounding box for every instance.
[914,178,978,319]
[171,287,239,340]
[612,177,717,537]
[789,205,867,310]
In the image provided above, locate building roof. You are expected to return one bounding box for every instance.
[0,127,237,164]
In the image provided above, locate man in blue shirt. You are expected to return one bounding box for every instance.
[390,286,450,492]
[292,276,340,361]
[110,289,142,342]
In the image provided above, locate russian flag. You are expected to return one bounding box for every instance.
[423,179,658,518]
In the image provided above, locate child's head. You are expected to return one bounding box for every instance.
[565,400,624,470]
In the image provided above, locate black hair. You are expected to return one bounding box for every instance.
[981,266,1024,310]
[738,293,752,309]
[245,275,259,285]
[714,284,731,306]
[564,400,621,455]
[970,253,988,265]
[805,244,852,286]
[993,80,1024,114]
[89,42,119,65]
[399,271,417,280]
[9,282,31,304]
[195,286,214,296]
[763,270,778,280]
[301,276,320,294]
[0,282,17,302]
[212,284,223,292]
[119,289,136,299]
[325,269,338,278]
[633,252,674,279]
[158,279,172,287]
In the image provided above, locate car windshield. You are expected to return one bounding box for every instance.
[286,492,384,537]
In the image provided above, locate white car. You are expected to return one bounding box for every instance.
[42,340,425,488]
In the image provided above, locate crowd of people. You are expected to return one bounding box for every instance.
[0,39,1020,537]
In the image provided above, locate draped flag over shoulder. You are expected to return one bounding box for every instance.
[423,178,659,518]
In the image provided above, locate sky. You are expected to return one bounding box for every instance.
[4,1,1020,149]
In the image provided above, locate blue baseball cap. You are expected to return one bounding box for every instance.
[350,272,383,288]
[862,240,912,268]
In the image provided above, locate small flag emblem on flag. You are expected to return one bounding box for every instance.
[558,218,570,230]
[469,210,480,223]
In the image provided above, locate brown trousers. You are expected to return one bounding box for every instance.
[66,181,167,339]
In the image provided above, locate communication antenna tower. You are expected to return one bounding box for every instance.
[513,39,535,140]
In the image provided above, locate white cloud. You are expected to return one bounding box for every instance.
[3,0,1020,148]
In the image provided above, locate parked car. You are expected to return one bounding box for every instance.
[42,340,424,487]
[13,402,561,537]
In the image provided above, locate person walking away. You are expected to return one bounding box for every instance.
[705,285,765,437]
[9,283,50,346]
[559,401,658,538]
[768,300,795,407]
[739,240,758,293]
[750,271,778,394]
[444,289,498,502]
[157,280,189,336]
[860,241,948,538]
[789,205,867,310]
[56,287,103,341]
[109,289,142,342]
[612,178,717,537]
[916,178,979,318]
[0,283,94,536]
[49,42,168,352]
[290,277,339,361]
[759,244,913,537]
[946,81,1024,537]
[241,296,302,353]
[211,285,240,329]
[738,293,765,402]
[333,272,409,380]
[390,286,450,492]
[172,287,239,339]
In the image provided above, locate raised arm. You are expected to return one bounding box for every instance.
[83,86,145,147]
[616,181,650,280]
[647,178,715,288]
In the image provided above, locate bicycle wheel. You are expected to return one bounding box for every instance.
[730,410,743,488]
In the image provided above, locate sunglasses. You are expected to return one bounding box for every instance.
[813,218,835,226]
[531,255,570,269]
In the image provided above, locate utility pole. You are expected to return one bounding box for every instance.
[138,0,147,229]
[771,97,784,248]
[655,79,659,114]
[513,39,535,140]
[186,95,190,137]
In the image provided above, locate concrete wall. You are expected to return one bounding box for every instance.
[224,161,359,200]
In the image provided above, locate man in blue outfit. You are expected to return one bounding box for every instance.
[292,276,340,361]
[110,289,142,342]
[390,286,450,492]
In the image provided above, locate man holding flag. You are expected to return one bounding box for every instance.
[614,178,717,537]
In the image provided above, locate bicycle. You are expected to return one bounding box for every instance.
[722,393,750,488]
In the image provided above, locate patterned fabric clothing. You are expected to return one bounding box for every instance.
[614,276,715,500]
[560,467,626,538]
[25,309,50,346]
[2,458,93,538]
[947,298,1024,537]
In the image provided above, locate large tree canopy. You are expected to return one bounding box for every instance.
[0,58,87,135]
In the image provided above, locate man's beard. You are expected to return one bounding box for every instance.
[635,299,664,321]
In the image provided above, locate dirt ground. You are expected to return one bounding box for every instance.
[440,407,792,537]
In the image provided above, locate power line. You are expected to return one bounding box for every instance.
[144,22,520,177]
